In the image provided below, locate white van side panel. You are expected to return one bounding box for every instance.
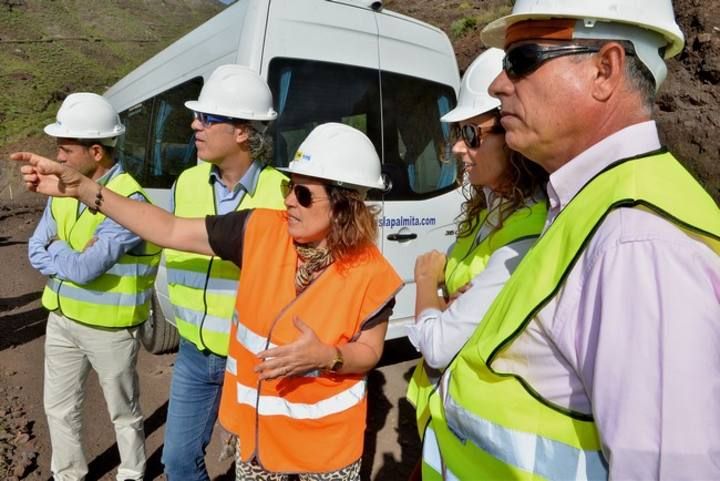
[376,11,460,89]
[261,0,378,72]
[105,0,270,113]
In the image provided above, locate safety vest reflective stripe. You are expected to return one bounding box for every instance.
[422,426,460,481]
[105,263,158,278]
[167,267,238,295]
[444,395,608,480]
[173,305,228,332]
[226,355,237,375]
[232,326,326,378]
[166,268,207,289]
[235,380,366,420]
[227,352,319,379]
[235,321,277,354]
[46,278,153,306]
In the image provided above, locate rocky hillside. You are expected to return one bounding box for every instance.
[0,0,224,204]
[0,0,223,144]
[386,0,720,202]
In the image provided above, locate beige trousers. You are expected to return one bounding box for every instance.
[44,311,145,481]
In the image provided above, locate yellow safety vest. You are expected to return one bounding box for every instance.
[445,202,547,295]
[165,163,287,355]
[407,201,547,447]
[41,172,161,328]
[431,151,719,480]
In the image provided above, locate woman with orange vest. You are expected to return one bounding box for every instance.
[12,122,403,481]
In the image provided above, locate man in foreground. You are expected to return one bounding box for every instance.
[423,1,720,479]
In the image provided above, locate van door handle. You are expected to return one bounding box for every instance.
[387,233,417,241]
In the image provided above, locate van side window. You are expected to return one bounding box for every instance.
[380,71,457,200]
[118,77,203,188]
[118,101,152,182]
[267,58,456,202]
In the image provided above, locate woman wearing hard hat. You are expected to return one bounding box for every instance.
[12,122,402,480]
[405,48,548,480]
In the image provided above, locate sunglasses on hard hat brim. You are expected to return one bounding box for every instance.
[503,42,637,78]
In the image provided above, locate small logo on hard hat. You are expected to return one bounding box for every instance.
[294,150,312,162]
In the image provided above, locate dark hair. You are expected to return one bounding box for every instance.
[624,53,656,111]
[456,123,548,239]
[324,185,379,262]
[77,140,115,158]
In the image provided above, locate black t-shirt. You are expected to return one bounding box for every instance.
[206,209,252,267]
[204,209,395,330]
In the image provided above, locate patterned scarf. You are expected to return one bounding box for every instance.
[295,244,334,294]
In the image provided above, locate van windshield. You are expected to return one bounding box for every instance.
[268,58,456,201]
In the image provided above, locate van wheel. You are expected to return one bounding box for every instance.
[140,293,179,354]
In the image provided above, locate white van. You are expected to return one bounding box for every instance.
[104,0,462,353]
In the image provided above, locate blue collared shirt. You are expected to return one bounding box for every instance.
[170,160,264,215]
[28,163,147,284]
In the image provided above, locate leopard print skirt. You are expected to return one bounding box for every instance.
[235,456,361,481]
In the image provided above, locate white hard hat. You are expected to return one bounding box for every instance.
[441,48,504,123]
[185,64,277,121]
[44,92,125,147]
[280,123,384,191]
[481,0,685,90]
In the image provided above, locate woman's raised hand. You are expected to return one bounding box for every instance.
[414,250,447,286]
[10,152,92,199]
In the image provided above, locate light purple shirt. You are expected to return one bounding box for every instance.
[493,121,720,479]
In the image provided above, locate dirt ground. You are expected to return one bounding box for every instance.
[0,203,422,480]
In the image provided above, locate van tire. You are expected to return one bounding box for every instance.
[140,293,180,354]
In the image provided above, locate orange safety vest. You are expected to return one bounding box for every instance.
[218,209,403,473]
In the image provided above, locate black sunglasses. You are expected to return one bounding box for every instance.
[503,44,602,78]
[458,122,504,149]
[282,181,328,208]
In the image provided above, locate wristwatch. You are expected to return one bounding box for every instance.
[329,346,344,372]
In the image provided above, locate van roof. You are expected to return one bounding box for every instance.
[104,0,458,113]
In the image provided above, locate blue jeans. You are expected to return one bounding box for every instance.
[162,337,226,481]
